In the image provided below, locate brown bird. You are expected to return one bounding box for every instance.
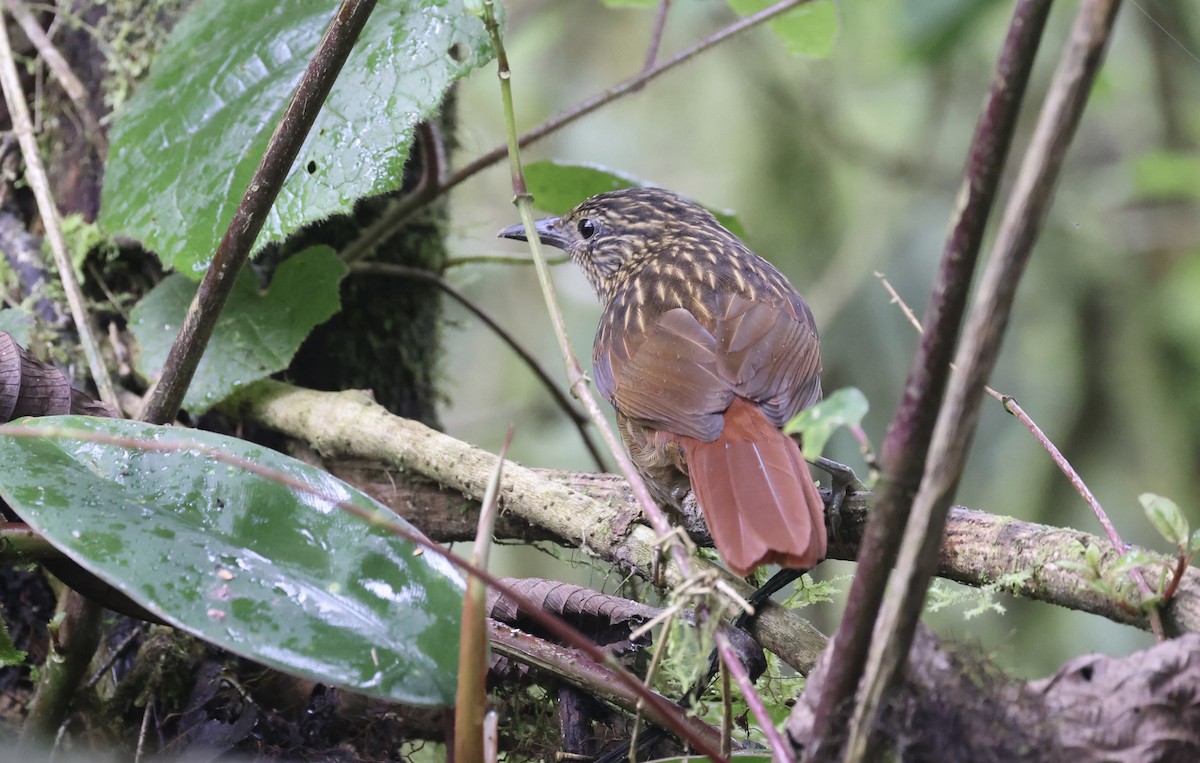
[499,187,826,576]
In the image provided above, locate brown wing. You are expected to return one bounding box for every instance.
[595,291,821,441]
[713,292,821,427]
[594,307,731,441]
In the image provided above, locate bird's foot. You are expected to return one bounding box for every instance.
[813,456,864,547]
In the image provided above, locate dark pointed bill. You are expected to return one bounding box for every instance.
[496,217,570,250]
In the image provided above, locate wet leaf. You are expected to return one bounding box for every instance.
[0,416,464,706]
[99,0,492,276]
[130,246,345,415]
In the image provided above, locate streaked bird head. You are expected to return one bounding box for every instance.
[498,187,739,301]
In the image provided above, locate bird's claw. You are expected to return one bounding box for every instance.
[812,456,862,546]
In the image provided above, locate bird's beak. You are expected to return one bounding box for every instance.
[497,217,570,250]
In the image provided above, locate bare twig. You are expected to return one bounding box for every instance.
[0,14,117,407]
[482,0,697,583]
[809,3,1053,755]
[488,619,719,746]
[455,426,512,763]
[878,269,1160,628]
[337,0,816,260]
[5,0,107,154]
[138,0,378,425]
[444,252,570,268]
[844,1,1123,760]
[715,631,792,763]
[349,261,609,471]
[642,0,672,73]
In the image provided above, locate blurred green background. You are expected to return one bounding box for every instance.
[437,1,1199,678]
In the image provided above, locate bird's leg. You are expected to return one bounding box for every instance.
[812,455,864,547]
[732,567,808,631]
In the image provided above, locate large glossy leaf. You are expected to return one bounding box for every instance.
[0,416,464,706]
[130,246,346,416]
[99,0,492,276]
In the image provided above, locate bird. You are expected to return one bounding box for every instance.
[499,187,826,576]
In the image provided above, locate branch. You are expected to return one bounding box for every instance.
[4,0,107,154]
[810,1,1053,750]
[341,463,1200,638]
[138,0,377,425]
[227,380,1200,666]
[489,619,721,752]
[845,2,1124,758]
[0,12,117,407]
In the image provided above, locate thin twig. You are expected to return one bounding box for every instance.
[336,0,815,261]
[0,14,117,407]
[843,2,1123,760]
[445,253,570,268]
[5,0,107,154]
[138,0,378,425]
[714,631,792,763]
[349,261,609,471]
[808,3,1053,756]
[481,0,696,582]
[876,270,1166,638]
[455,425,512,763]
[642,0,672,74]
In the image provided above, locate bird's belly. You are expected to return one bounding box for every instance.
[616,411,691,509]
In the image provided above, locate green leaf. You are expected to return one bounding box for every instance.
[1132,150,1200,201]
[99,0,492,276]
[131,246,346,415]
[784,387,869,460]
[727,0,839,58]
[1191,528,1200,554]
[601,0,658,7]
[1139,492,1190,547]
[524,160,747,238]
[1108,549,1156,577]
[0,416,464,705]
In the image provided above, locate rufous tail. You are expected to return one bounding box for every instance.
[680,396,827,577]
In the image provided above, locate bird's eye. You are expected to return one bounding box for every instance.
[578,219,597,240]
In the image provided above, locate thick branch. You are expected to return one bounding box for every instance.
[229,381,1199,670]
[330,462,1198,637]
